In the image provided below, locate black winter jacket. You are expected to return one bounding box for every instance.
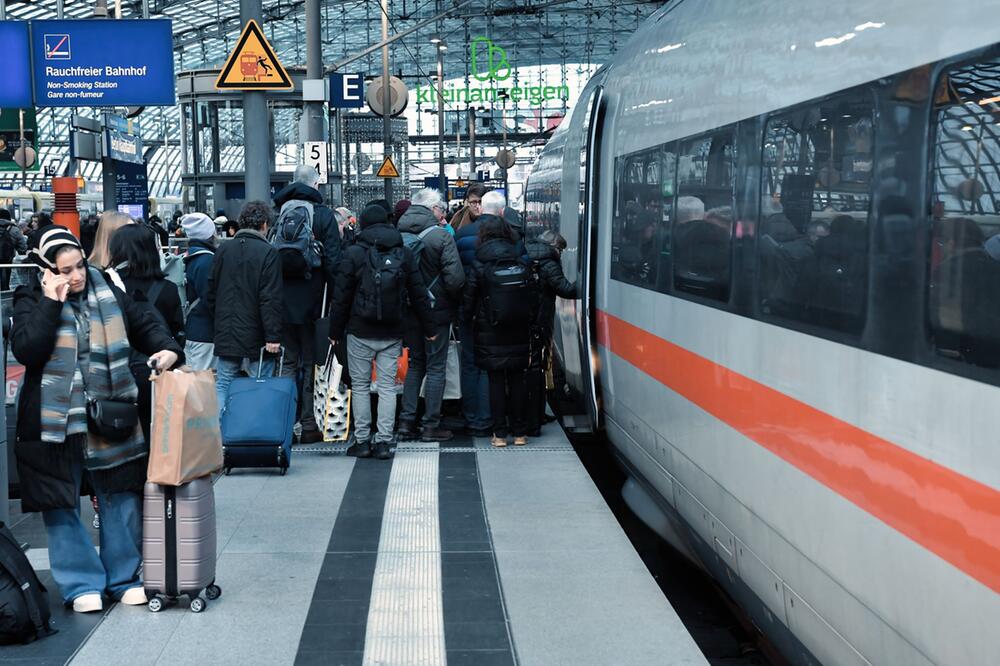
[184,239,216,343]
[11,278,183,512]
[397,204,465,328]
[526,241,577,337]
[329,223,435,341]
[207,229,283,358]
[273,183,343,325]
[463,239,537,371]
[119,274,185,346]
[455,214,493,269]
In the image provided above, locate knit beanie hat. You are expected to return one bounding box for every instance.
[181,212,216,241]
[360,204,388,229]
[30,225,84,270]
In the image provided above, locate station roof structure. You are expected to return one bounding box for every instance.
[1,0,664,198]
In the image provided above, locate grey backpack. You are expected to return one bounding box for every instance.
[269,200,323,279]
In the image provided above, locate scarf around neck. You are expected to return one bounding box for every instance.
[40,267,144,470]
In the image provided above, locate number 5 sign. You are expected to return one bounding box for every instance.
[304,141,328,184]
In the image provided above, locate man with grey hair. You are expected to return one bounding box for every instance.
[271,164,342,443]
[480,190,506,217]
[396,188,466,442]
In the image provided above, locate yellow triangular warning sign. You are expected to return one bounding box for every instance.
[216,20,293,91]
[376,156,400,179]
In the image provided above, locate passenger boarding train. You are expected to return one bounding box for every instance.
[526,1,1000,663]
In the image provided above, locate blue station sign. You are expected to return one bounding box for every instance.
[104,129,143,164]
[30,19,175,107]
[329,73,365,109]
[0,22,33,108]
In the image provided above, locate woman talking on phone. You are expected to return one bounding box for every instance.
[10,226,183,613]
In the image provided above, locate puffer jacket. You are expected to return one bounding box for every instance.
[397,204,465,328]
[455,214,499,269]
[11,278,183,512]
[273,182,342,324]
[526,240,577,337]
[207,229,283,358]
[463,239,538,371]
[184,239,216,343]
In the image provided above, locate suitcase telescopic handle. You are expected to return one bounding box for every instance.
[257,346,285,377]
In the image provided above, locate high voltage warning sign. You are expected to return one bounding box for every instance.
[216,20,292,90]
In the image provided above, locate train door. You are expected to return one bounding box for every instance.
[578,86,605,430]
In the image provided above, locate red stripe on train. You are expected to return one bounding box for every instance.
[596,309,1000,594]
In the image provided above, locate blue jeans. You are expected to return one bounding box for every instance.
[400,323,451,430]
[215,355,276,415]
[459,321,491,430]
[42,458,143,604]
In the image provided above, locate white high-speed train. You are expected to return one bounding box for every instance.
[526,1,1000,663]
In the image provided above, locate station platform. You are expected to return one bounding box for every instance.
[3,424,705,666]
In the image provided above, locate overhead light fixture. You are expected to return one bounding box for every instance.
[430,34,442,44]
[962,125,974,131]
[979,95,1000,105]
[439,43,448,51]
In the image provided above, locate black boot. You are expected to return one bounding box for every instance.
[374,441,393,460]
[397,422,419,441]
[346,439,372,458]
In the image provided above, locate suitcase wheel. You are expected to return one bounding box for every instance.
[190,597,207,613]
[206,584,222,601]
[148,596,164,613]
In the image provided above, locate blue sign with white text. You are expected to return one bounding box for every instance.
[105,129,143,164]
[329,73,365,108]
[31,19,175,107]
[0,22,33,108]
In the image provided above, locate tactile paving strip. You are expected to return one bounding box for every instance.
[363,452,446,665]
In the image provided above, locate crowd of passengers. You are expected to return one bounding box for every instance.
[1,165,577,613]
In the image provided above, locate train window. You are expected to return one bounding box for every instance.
[671,129,735,301]
[757,90,874,333]
[928,54,1000,368]
[610,149,662,288]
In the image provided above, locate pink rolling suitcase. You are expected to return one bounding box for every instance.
[142,361,221,612]
[142,478,221,612]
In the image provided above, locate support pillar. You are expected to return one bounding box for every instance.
[241,0,270,202]
[304,0,324,143]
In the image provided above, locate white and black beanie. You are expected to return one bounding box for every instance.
[30,225,85,270]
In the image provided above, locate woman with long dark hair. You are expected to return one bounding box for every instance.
[11,227,182,612]
[108,223,185,441]
[463,216,541,447]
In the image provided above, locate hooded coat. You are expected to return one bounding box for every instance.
[207,229,284,358]
[396,204,466,328]
[463,239,537,371]
[329,222,435,341]
[272,182,342,324]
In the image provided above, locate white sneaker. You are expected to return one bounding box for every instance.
[72,593,104,613]
[119,587,147,606]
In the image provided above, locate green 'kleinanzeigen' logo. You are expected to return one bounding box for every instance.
[471,37,511,82]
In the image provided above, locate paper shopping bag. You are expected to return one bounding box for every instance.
[314,351,351,441]
[147,368,223,486]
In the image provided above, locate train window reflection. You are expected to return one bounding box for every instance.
[758,90,874,333]
[611,149,662,287]
[671,130,735,301]
[928,55,1000,367]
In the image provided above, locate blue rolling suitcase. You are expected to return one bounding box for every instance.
[221,349,297,475]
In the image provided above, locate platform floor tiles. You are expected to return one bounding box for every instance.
[3,425,705,665]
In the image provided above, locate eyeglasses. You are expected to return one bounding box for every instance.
[468,201,482,207]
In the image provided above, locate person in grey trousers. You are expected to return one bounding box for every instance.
[328,204,436,460]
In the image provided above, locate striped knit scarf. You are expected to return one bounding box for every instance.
[40,268,144,471]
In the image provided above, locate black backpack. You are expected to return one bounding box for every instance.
[357,245,408,325]
[0,522,56,645]
[483,258,540,327]
[0,223,16,265]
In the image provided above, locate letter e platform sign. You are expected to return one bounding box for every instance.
[216,20,293,90]
[329,73,365,108]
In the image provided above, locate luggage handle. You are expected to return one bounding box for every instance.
[257,346,286,377]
